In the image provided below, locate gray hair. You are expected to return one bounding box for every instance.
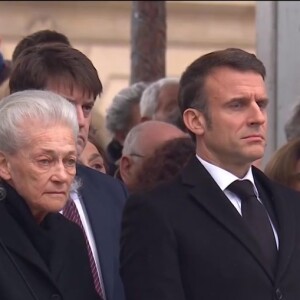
[140,77,179,118]
[0,89,78,154]
[285,103,300,141]
[106,82,148,134]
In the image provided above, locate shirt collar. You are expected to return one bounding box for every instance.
[196,154,258,195]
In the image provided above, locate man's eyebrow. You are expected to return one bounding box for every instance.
[227,97,269,103]
[257,97,269,103]
[65,98,95,105]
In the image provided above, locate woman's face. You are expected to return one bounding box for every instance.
[0,122,77,223]
[79,141,106,174]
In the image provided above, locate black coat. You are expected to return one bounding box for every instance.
[0,182,100,300]
[120,156,300,300]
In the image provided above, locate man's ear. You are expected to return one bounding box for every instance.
[183,108,206,136]
[119,156,133,184]
[0,152,11,180]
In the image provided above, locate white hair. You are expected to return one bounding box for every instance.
[0,89,78,154]
[140,77,179,118]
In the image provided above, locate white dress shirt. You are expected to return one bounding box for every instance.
[196,155,279,249]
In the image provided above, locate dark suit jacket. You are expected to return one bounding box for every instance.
[120,156,300,300]
[76,164,127,300]
[0,184,100,300]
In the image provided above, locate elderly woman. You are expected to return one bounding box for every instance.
[0,90,100,300]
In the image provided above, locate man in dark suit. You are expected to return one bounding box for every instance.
[9,43,127,300]
[120,48,300,300]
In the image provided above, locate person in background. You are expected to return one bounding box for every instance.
[0,51,11,87]
[133,136,195,193]
[0,74,10,100]
[139,77,186,131]
[105,81,148,175]
[79,140,107,174]
[9,42,127,300]
[0,90,100,300]
[0,37,12,99]
[0,29,70,101]
[12,29,71,63]
[119,120,187,193]
[120,48,300,300]
[284,103,300,141]
[264,138,300,191]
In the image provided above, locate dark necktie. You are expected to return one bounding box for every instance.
[63,199,104,300]
[227,180,277,273]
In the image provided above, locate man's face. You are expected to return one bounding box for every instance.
[47,82,95,155]
[197,67,268,176]
[120,122,186,192]
[0,121,77,223]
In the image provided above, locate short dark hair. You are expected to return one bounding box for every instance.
[12,30,71,62]
[9,43,102,100]
[178,48,266,117]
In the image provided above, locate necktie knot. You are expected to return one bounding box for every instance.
[227,179,256,200]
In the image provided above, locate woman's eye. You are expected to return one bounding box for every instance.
[38,159,50,166]
[65,158,77,167]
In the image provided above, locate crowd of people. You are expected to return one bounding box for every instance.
[1,29,300,300]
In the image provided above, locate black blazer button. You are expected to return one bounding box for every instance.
[275,288,283,300]
[50,294,61,300]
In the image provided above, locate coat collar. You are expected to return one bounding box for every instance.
[0,183,71,288]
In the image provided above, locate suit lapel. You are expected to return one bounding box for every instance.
[252,168,296,282]
[181,157,274,280]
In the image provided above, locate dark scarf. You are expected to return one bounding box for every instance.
[2,181,61,269]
